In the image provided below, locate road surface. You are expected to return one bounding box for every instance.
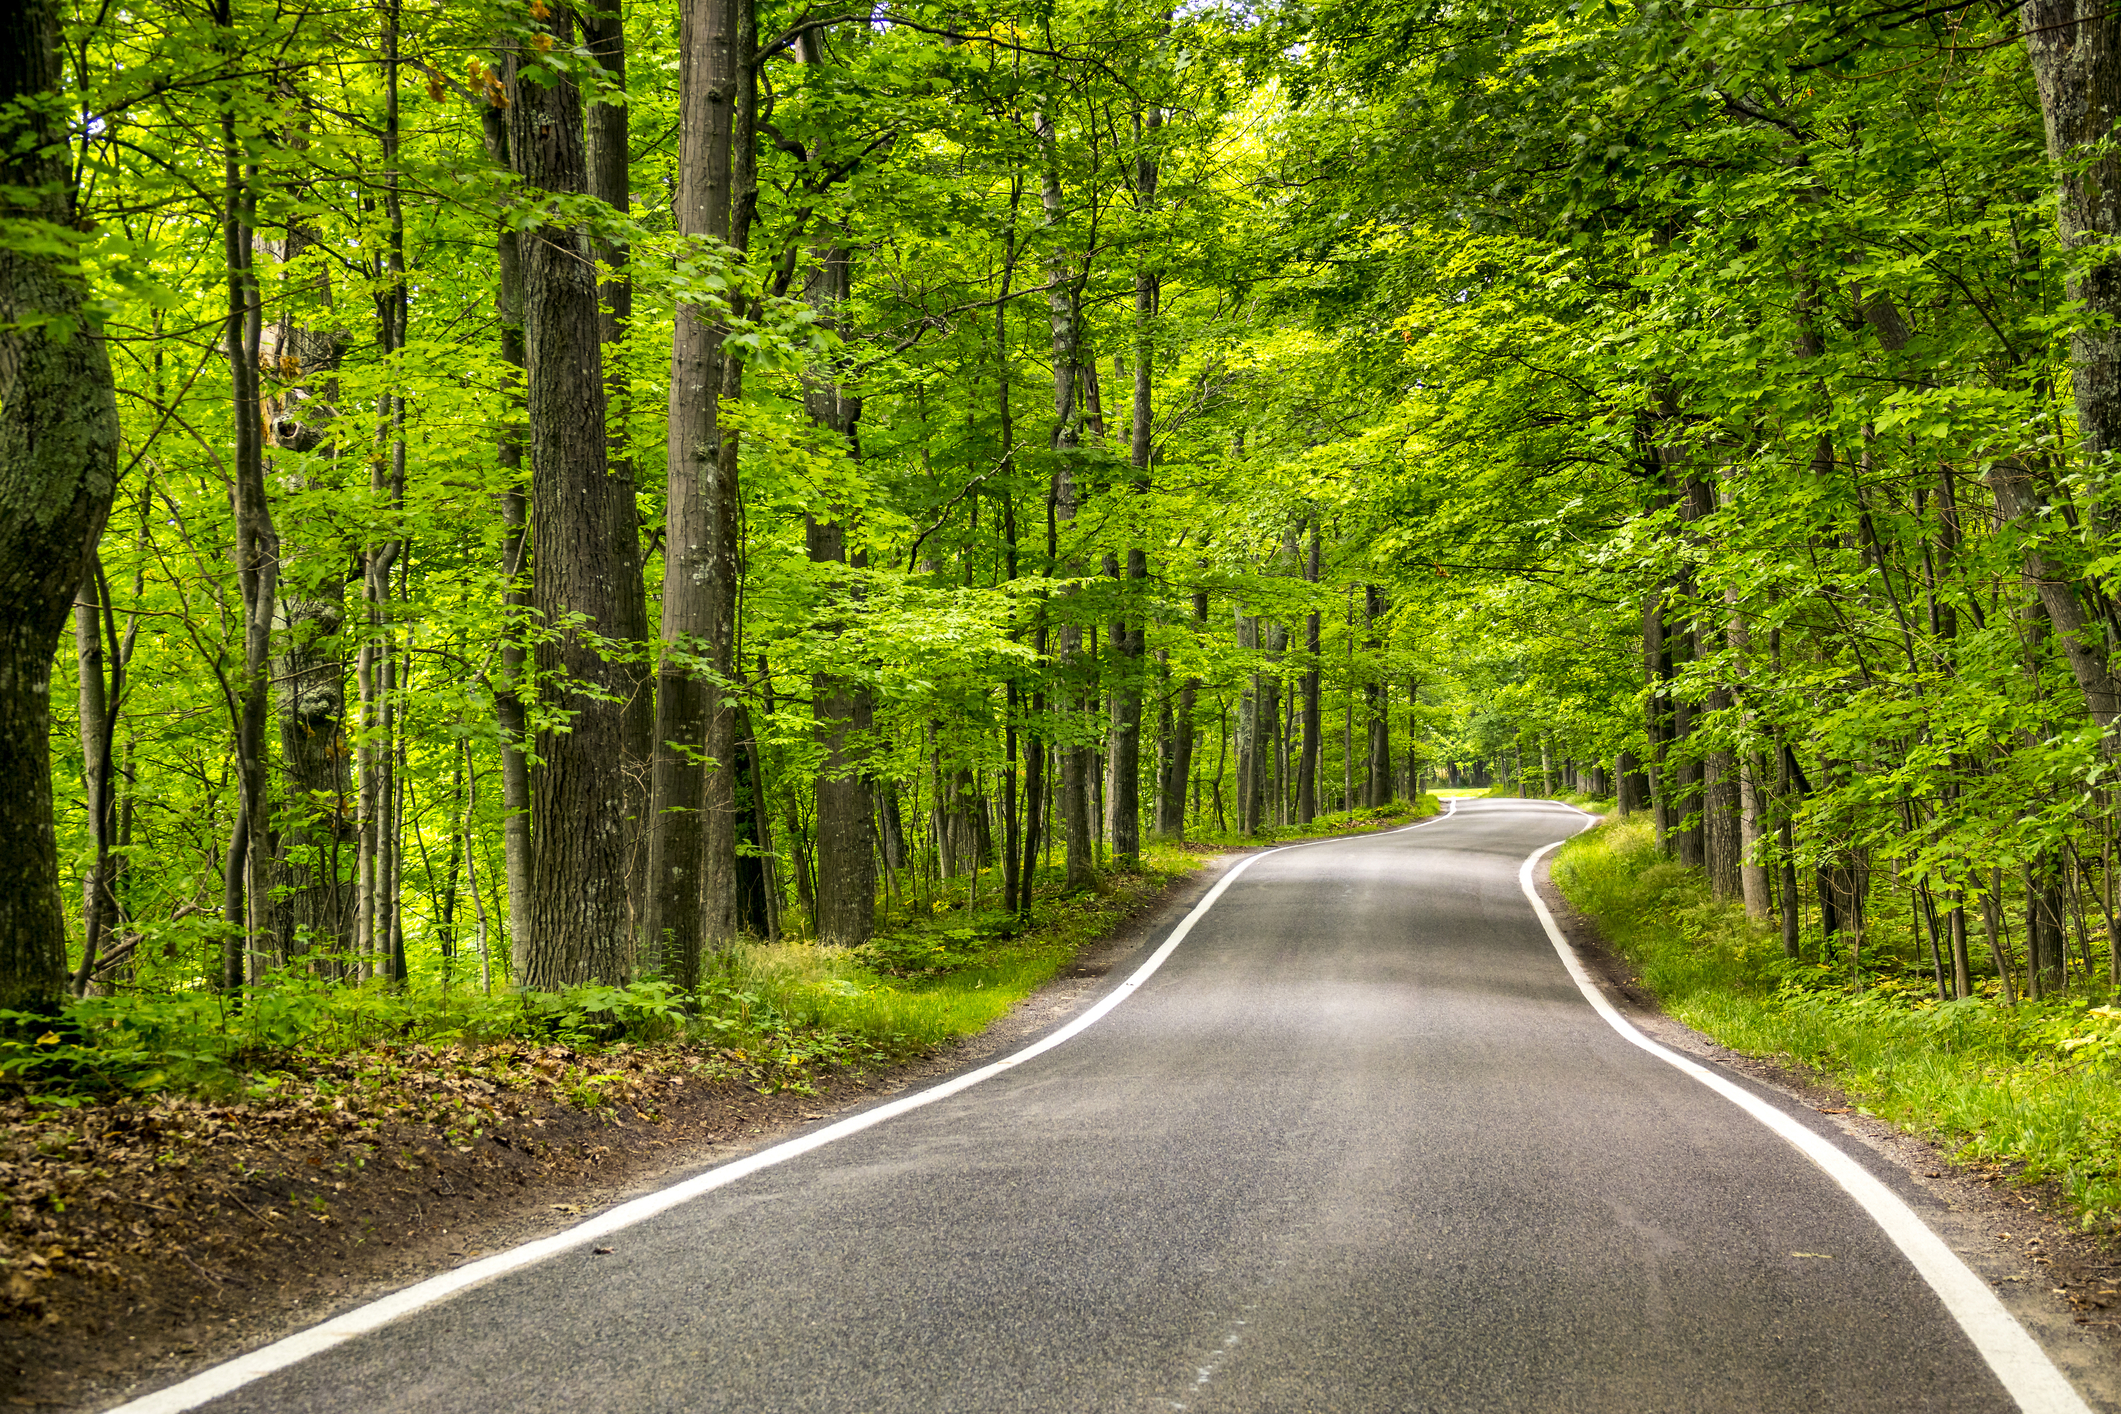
[141,800,2068,1413]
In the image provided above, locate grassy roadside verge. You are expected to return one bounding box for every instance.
[1553,814,2121,1229]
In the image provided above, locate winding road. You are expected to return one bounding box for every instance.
[119,800,2096,1413]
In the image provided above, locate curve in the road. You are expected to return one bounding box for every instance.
[106,806,1465,1414]
[106,800,2098,1414]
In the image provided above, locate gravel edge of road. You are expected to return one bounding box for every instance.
[1532,846,2121,1413]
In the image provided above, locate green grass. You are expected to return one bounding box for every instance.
[1554,815,2121,1228]
[725,858,1194,1054]
[1,853,1208,1104]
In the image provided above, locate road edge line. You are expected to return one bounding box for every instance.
[106,802,1465,1414]
[1518,831,2092,1414]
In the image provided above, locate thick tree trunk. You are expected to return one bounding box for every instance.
[1704,719,1742,899]
[1108,562,1144,866]
[1643,598,1673,845]
[695,0,756,960]
[221,73,277,989]
[2009,5,2121,731]
[1617,749,1648,815]
[582,0,655,952]
[0,0,121,1011]
[264,222,351,965]
[808,519,876,945]
[486,108,536,968]
[1108,115,1158,868]
[1738,756,1771,920]
[2026,0,2121,471]
[508,14,633,988]
[646,0,741,984]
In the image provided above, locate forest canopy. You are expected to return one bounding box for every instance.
[2,0,2118,1023]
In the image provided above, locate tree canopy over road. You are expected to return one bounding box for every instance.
[2,0,2116,1016]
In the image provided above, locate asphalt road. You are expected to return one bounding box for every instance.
[178,800,2046,1412]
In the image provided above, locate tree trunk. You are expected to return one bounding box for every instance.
[264,217,351,966]
[695,0,758,960]
[803,232,877,944]
[478,106,536,971]
[1037,108,1093,889]
[508,12,633,988]
[1107,113,1158,868]
[582,0,655,955]
[1158,586,1205,837]
[70,558,119,994]
[1298,520,1321,822]
[646,0,741,985]
[0,0,120,1012]
[2025,0,2121,511]
[1363,585,1390,805]
[221,59,277,989]
[808,519,876,945]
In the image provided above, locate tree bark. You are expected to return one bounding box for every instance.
[264,212,351,966]
[0,0,121,1011]
[696,0,757,958]
[1158,586,1205,838]
[478,105,536,969]
[807,518,876,945]
[70,557,120,994]
[582,0,655,954]
[1107,109,1159,868]
[508,10,633,988]
[646,0,741,985]
[2024,0,2121,473]
[802,226,876,943]
[220,43,277,988]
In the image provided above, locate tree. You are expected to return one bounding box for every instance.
[508,6,633,988]
[0,0,120,1012]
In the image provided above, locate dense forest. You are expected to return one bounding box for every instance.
[3,0,2119,1019]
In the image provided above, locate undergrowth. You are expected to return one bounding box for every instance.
[1554,814,2121,1228]
[0,854,1198,1109]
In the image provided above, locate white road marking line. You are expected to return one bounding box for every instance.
[1519,827,2092,1414]
[108,802,1464,1414]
